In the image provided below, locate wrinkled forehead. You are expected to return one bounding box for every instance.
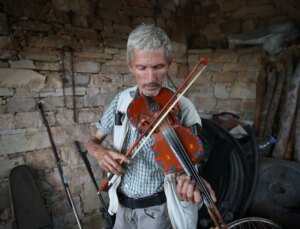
[131,47,166,58]
[128,46,171,64]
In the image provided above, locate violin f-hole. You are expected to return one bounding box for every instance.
[136,113,160,134]
[139,119,160,134]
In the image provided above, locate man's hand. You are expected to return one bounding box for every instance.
[93,145,129,176]
[86,131,129,176]
[176,173,216,204]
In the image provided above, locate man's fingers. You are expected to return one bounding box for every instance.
[96,150,129,175]
[186,180,195,202]
[110,151,130,164]
[193,189,202,204]
[103,154,125,175]
[106,162,123,176]
[181,178,189,201]
[178,175,191,201]
[176,174,185,193]
[176,174,217,204]
[202,178,217,202]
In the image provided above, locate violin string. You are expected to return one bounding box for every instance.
[161,118,214,205]
[161,120,225,227]
[144,93,215,205]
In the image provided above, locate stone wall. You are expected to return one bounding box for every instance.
[0,0,298,228]
[186,48,261,120]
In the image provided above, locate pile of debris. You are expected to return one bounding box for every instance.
[255,47,299,161]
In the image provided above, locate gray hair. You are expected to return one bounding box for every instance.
[127,24,172,63]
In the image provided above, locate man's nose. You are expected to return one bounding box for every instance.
[146,68,155,81]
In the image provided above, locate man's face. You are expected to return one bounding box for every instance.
[127,47,171,96]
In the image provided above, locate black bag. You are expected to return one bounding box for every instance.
[9,165,52,229]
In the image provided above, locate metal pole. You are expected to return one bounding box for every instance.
[38,102,83,229]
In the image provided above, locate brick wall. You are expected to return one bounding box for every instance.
[187,48,262,121]
[0,0,298,228]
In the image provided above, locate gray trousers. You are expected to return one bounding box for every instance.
[113,203,172,229]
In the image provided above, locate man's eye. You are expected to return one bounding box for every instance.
[136,66,146,70]
[154,65,164,69]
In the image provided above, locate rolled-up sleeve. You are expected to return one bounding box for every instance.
[96,93,121,135]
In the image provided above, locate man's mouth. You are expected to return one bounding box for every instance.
[142,82,160,90]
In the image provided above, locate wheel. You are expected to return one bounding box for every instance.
[227,217,282,229]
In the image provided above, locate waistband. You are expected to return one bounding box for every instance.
[118,191,166,209]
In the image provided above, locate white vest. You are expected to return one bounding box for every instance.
[109,86,203,229]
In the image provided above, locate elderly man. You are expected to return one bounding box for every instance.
[87,24,216,229]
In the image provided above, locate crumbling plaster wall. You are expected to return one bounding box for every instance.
[0,0,299,228]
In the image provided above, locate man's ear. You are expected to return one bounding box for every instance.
[127,62,133,73]
[169,54,174,65]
